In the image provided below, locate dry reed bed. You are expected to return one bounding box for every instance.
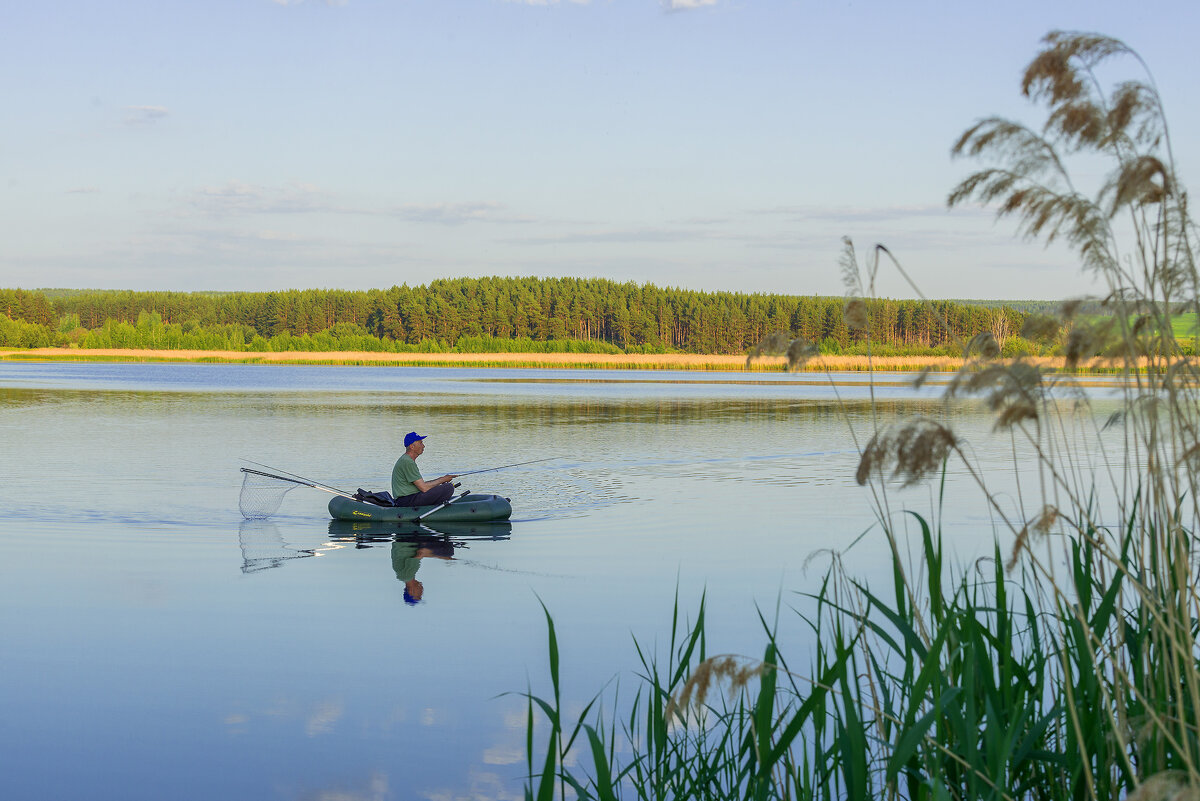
[0,347,1161,373]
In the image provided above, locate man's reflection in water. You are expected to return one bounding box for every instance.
[392,538,455,604]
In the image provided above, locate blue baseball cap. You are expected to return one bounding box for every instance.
[404,432,428,448]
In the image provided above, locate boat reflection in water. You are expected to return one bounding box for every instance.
[326,519,513,543]
[238,519,512,605]
[327,519,514,605]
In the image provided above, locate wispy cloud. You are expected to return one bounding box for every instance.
[389,201,531,225]
[305,700,343,736]
[748,204,962,224]
[663,0,719,10]
[186,180,330,216]
[308,771,388,801]
[122,105,169,127]
[505,227,717,246]
[181,180,532,225]
[65,186,100,195]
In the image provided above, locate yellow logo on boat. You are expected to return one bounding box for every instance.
[352,511,372,518]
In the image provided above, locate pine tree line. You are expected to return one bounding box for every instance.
[0,277,1025,353]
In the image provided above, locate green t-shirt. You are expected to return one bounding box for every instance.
[391,542,420,582]
[391,453,422,498]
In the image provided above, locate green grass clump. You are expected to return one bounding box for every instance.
[524,510,1182,800]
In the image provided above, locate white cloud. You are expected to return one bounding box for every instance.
[505,0,591,5]
[65,186,100,195]
[663,0,718,10]
[482,745,524,765]
[747,204,982,224]
[504,226,717,245]
[180,181,529,225]
[305,700,344,736]
[390,201,527,225]
[122,105,169,126]
[185,180,331,217]
[308,771,389,801]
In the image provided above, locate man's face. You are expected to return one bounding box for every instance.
[412,439,426,456]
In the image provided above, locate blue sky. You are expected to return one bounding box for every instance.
[2,0,1197,299]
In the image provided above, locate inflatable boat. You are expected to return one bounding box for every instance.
[327,492,512,523]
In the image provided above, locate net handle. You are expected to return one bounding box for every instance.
[239,467,355,498]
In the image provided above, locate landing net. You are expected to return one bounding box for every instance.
[238,468,307,520]
[238,520,315,573]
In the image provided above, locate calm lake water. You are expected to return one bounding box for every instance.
[0,363,1124,800]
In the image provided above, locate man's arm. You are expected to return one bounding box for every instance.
[413,474,457,492]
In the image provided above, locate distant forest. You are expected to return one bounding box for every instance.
[0,277,1028,355]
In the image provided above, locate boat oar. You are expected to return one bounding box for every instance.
[414,488,472,523]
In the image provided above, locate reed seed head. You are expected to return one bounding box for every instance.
[1126,772,1200,801]
[843,298,868,332]
[1008,505,1059,571]
[963,331,1001,360]
[785,338,818,371]
[746,331,792,368]
[856,418,958,487]
[1021,313,1061,342]
[1060,299,1085,321]
[746,331,816,371]
[666,656,767,723]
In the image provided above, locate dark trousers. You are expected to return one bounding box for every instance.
[394,483,454,507]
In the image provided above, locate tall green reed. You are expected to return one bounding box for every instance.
[522,31,1200,800]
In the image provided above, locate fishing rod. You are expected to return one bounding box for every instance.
[238,459,355,497]
[453,457,557,478]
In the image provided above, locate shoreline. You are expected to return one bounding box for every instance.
[0,347,1137,373]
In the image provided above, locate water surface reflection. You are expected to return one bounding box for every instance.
[0,363,1133,801]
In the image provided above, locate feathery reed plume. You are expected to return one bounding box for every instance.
[947,361,1045,430]
[746,330,818,370]
[1060,298,1085,320]
[963,331,1001,360]
[843,297,868,332]
[1125,772,1200,801]
[665,655,766,723]
[856,417,957,487]
[1007,505,1060,571]
[785,337,818,369]
[1021,313,1062,342]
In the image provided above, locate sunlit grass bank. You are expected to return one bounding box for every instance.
[0,347,1165,374]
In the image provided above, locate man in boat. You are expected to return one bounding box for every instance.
[392,432,458,507]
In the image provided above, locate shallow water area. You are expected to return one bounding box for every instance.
[0,362,1127,800]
